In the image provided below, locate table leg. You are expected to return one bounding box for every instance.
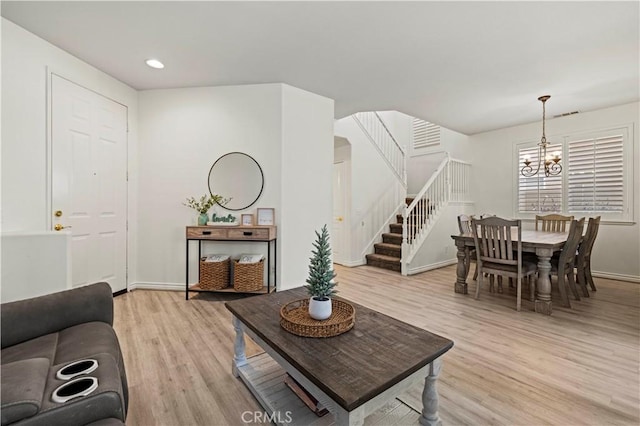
[232,316,248,377]
[454,240,469,294]
[535,248,553,315]
[335,406,364,426]
[419,358,443,426]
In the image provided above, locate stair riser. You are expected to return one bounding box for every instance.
[366,257,401,272]
[382,234,403,245]
[389,224,419,236]
[374,245,401,257]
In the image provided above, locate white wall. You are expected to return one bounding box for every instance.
[1,232,71,302]
[280,85,334,289]
[407,127,472,194]
[407,202,475,274]
[1,19,140,290]
[469,102,640,281]
[376,110,413,150]
[335,116,403,265]
[136,84,333,290]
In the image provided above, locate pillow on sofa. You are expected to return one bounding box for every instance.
[1,357,49,425]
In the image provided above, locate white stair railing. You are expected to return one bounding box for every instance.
[358,179,406,260]
[401,154,471,274]
[353,112,407,187]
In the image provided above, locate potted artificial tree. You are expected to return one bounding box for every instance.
[305,225,337,320]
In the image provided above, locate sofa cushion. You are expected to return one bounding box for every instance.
[55,322,122,366]
[1,283,113,349]
[1,358,50,425]
[1,334,57,366]
[1,322,129,415]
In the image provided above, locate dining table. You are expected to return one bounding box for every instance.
[451,230,571,315]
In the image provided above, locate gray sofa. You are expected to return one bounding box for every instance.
[1,283,128,426]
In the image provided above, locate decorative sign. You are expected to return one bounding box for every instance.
[209,213,237,224]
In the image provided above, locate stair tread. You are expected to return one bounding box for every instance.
[366,253,401,263]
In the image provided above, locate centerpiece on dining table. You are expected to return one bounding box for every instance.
[279,225,355,338]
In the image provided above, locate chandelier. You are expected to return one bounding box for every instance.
[521,95,562,177]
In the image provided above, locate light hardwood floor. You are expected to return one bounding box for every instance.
[114,265,640,425]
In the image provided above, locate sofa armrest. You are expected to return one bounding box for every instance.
[1,282,114,348]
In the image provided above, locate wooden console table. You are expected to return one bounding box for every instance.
[185,225,277,300]
[226,288,454,425]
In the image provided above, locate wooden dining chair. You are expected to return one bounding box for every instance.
[576,216,601,296]
[535,214,574,232]
[471,216,537,311]
[550,218,585,308]
[457,215,478,281]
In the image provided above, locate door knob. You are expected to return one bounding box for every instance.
[54,210,63,217]
[336,216,343,222]
[54,224,72,231]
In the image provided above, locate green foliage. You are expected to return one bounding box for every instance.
[183,193,230,214]
[305,225,338,300]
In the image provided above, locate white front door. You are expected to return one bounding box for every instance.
[332,161,347,265]
[51,75,128,292]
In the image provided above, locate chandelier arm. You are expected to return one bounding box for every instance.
[520,144,543,177]
[546,162,562,176]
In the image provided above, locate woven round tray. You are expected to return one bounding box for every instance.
[280,299,355,338]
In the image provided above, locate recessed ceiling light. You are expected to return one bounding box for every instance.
[145,59,164,69]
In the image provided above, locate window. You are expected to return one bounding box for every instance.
[412,118,440,149]
[518,143,563,213]
[567,133,624,213]
[516,126,632,221]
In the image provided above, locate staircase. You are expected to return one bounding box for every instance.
[365,154,471,275]
[346,110,471,275]
[365,198,424,272]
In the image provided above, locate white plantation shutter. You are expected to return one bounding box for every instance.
[518,144,563,213]
[567,134,624,213]
[413,118,440,149]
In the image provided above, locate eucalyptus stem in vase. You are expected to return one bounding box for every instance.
[183,193,226,225]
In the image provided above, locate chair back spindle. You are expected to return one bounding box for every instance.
[535,214,574,232]
[457,214,473,235]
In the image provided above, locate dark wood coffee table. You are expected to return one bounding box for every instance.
[226,288,454,425]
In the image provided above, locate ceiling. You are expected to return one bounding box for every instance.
[2,1,638,135]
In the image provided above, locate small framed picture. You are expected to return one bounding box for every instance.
[257,208,275,226]
[241,214,254,226]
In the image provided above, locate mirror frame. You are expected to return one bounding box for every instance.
[208,152,264,211]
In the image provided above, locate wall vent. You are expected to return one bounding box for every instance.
[553,111,580,118]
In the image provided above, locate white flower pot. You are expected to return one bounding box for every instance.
[309,297,332,320]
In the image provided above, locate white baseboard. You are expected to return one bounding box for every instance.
[129,282,184,292]
[407,259,457,275]
[449,201,475,206]
[592,271,640,284]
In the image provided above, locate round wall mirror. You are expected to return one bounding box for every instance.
[208,152,264,211]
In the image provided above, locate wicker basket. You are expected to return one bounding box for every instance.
[233,258,264,292]
[199,257,230,290]
[280,299,355,338]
